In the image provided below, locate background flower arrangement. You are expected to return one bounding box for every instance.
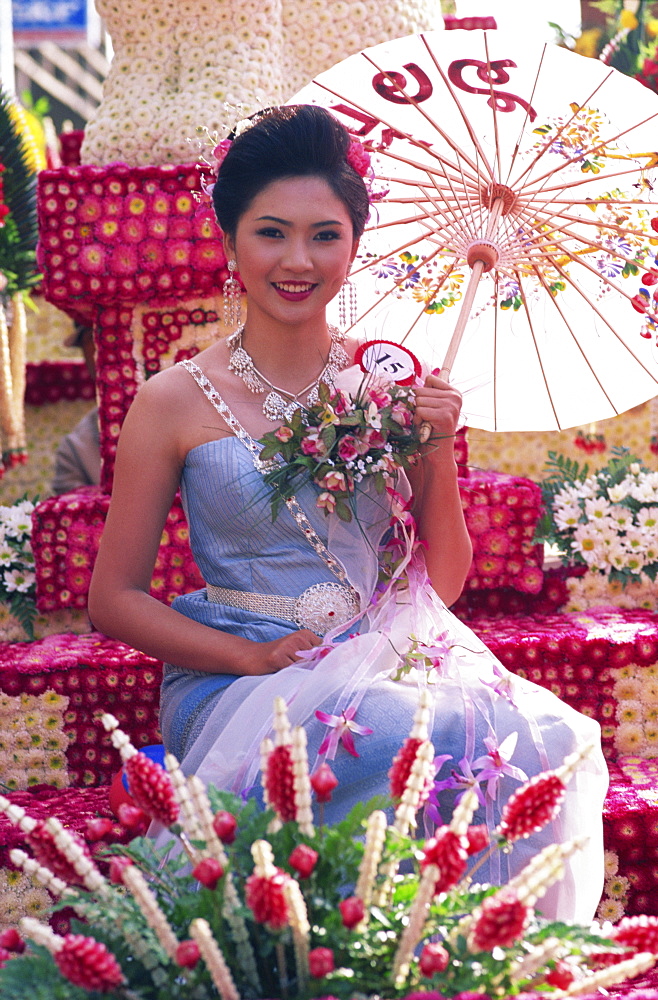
[0,701,653,1000]
[258,368,421,523]
[0,499,37,640]
[536,448,658,609]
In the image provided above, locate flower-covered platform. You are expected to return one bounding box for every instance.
[1,605,658,928]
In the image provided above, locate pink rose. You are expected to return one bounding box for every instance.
[390,402,412,427]
[337,435,359,461]
[301,430,326,456]
[346,139,371,177]
[319,470,350,492]
[368,387,392,408]
[362,427,386,449]
[275,426,294,443]
[316,491,337,513]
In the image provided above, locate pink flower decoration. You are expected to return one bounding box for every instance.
[471,732,528,800]
[346,139,371,177]
[212,138,232,167]
[315,705,373,758]
[78,244,106,275]
[337,435,359,461]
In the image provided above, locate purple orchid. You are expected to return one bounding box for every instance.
[315,705,373,758]
[426,754,482,825]
[471,732,528,800]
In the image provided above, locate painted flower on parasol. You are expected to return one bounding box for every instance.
[292,28,658,432]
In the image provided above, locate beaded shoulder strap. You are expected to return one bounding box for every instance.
[178,359,347,585]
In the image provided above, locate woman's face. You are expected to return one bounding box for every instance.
[225,175,359,330]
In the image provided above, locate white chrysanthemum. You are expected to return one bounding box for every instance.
[608,483,629,503]
[608,504,633,530]
[584,496,612,521]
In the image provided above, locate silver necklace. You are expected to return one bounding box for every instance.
[227,324,349,422]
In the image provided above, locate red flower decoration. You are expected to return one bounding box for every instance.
[309,946,335,978]
[124,751,179,826]
[339,895,365,929]
[421,827,468,894]
[612,915,658,953]
[26,821,92,886]
[245,870,290,929]
[289,844,318,879]
[389,737,427,802]
[176,940,201,969]
[192,857,224,890]
[465,824,490,856]
[212,810,237,844]
[469,888,529,951]
[419,942,449,976]
[310,763,338,803]
[55,934,125,992]
[265,744,296,822]
[496,771,565,843]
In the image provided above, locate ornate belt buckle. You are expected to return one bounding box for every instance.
[294,583,360,635]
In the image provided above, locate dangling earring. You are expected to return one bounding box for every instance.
[338,273,358,329]
[223,259,242,329]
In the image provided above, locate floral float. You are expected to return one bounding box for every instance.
[0,697,654,1000]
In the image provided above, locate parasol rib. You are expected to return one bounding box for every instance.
[529,260,620,414]
[514,268,563,429]
[419,32,496,183]
[503,42,548,189]
[509,68,615,190]
[550,254,658,386]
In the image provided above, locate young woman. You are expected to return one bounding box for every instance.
[89,105,607,922]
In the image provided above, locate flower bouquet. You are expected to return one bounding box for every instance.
[0,696,655,1000]
[536,448,658,609]
[258,367,421,523]
[0,498,37,639]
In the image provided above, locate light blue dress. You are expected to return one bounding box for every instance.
[159,361,608,923]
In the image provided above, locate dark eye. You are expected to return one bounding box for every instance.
[257,227,284,238]
[315,230,342,241]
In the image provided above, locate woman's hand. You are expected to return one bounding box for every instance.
[236,629,323,675]
[413,371,463,455]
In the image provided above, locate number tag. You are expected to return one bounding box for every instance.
[354,340,422,386]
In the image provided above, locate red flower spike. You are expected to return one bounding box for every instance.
[245,870,290,929]
[176,940,201,969]
[85,817,114,842]
[212,810,237,844]
[497,772,565,843]
[421,827,468,894]
[289,844,318,879]
[124,752,179,826]
[0,929,24,954]
[55,934,125,992]
[389,737,424,802]
[309,946,335,978]
[117,803,150,834]
[545,961,575,989]
[470,888,530,951]
[108,855,133,885]
[192,857,224,890]
[466,824,490,856]
[26,821,92,886]
[419,942,449,976]
[612,915,658,953]
[265,745,296,822]
[310,762,338,803]
[339,895,365,929]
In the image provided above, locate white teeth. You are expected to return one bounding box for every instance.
[274,283,313,293]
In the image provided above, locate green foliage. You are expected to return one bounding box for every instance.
[0,88,40,298]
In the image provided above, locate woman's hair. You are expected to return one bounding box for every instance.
[212,105,370,239]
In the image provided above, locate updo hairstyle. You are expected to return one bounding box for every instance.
[212,105,370,240]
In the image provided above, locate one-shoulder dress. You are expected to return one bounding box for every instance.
[159,359,608,923]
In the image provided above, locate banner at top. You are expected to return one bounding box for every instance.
[12,0,88,45]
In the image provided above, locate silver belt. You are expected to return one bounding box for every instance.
[205,581,360,636]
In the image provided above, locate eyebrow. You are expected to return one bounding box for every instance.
[255,215,345,227]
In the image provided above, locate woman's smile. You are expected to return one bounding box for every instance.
[272,281,319,300]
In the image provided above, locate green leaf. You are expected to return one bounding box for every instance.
[335,498,353,522]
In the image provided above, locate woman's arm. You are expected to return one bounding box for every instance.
[88,370,320,674]
[407,373,472,607]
